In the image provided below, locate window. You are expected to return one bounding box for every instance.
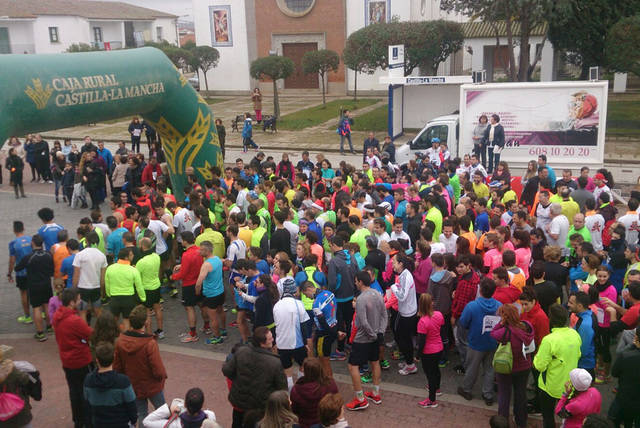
[413,125,449,150]
[93,27,103,43]
[49,27,59,43]
[276,0,315,17]
[156,26,163,42]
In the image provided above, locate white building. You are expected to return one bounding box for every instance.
[191,0,557,94]
[0,0,178,54]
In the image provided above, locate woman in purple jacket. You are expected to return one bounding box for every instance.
[491,304,535,428]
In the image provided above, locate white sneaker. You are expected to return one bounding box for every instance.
[398,361,407,370]
[399,364,418,375]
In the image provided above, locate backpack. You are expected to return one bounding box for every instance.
[492,328,513,374]
[0,385,24,422]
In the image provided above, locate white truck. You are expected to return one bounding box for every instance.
[394,81,609,170]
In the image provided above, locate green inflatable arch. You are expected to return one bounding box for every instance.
[0,47,222,200]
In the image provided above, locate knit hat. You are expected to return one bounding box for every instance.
[594,173,606,181]
[378,201,392,211]
[569,368,592,391]
[280,277,297,297]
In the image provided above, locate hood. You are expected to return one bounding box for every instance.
[477,297,501,313]
[89,370,122,390]
[0,359,14,383]
[53,305,77,325]
[118,331,154,354]
[431,270,453,283]
[292,379,331,401]
[511,320,535,342]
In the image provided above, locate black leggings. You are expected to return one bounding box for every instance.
[336,300,354,352]
[421,351,442,401]
[595,327,611,363]
[395,314,417,365]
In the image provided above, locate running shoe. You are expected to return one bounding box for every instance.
[34,332,47,342]
[220,329,228,337]
[398,361,407,370]
[391,350,402,360]
[179,332,199,343]
[201,326,213,335]
[231,308,238,314]
[438,359,449,368]
[329,351,346,361]
[17,315,33,324]
[398,364,418,375]
[418,399,438,408]
[229,321,238,327]
[345,397,369,411]
[380,359,390,370]
[360,373,372,383]
[364,391,382,405]
[46,325,53,333]
[206,336,224,345]
[169,288,179,298]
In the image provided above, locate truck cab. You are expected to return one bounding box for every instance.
[395,114,460,166]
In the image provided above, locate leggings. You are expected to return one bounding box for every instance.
[395,314,417,365]
[336,300,354,352]
[421,351,442,401]
[595,327,611,363]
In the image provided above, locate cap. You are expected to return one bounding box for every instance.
[569,368,592,391]
[628,243,639,255]
[378,201,392,211]
[280,277,297,297]
[431,137,440,143]
[311,199,325,211]
[301,199,313,208]
[594,173,606,181]
[248,191,258,199]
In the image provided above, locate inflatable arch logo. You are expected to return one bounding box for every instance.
[0,47,223,200]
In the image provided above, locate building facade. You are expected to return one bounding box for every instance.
[192,0,556,94]
[0,0,178,54]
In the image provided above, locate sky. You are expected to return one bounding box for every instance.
[93,0,194,21]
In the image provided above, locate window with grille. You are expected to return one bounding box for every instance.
[276,0,315,16]
[49,27,59,43]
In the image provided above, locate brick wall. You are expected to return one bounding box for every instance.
[256,0,346,84]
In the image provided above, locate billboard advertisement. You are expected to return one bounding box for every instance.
[459,81,608,166]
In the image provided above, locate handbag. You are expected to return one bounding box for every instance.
[492,327,513,374]
[0,384,25,422]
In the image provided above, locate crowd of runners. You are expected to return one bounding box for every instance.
[2,134,640,428]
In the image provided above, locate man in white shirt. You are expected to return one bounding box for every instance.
[273,278,310,391]
[372,218,390,248]
[426,139,442,167]
[439,220,459,254]
[469,154,487,178]
[224,224,247,277]
[592,172,613,204]
[72,231,108,321]
[584,198,605,251]
[171,204,194,245]
[618,198,640,246]
[536,190,553,240]
[234,179,249,214]
[547,203,570,256]
[147,217,172,255]
[390,218,411,248]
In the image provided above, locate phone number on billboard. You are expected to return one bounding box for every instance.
[527,147,591,157]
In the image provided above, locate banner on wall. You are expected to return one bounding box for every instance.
[459,82,608,166]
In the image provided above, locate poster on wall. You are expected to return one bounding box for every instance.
[209,5,232,47]
[460,82,608,166]
[365,0,390,26]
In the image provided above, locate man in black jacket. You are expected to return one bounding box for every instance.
[15,234,54,341]
[222,326,286,428]
[483,114,505,174]
[610,326,640,428]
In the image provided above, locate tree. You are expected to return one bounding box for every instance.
[66,43,100,53]
[302,50,340,106]
[440,0,551,81]
[341,20,464,77]
[250,56,295,118]
[343,32,372,101]
[164,46,193,70]
[607,15,640,77]
[548,0,640,78]
[189,46,220,92]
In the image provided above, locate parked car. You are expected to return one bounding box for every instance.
[189,75,199,91]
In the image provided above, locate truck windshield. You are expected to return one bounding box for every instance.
[415,124,448,149]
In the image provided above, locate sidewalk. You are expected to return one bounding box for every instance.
[1,335,511,428]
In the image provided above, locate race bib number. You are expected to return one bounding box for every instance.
[482,315,501,334]
[523,339,536,357]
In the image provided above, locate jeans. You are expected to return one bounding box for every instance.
[496,369,529,428]
[487,147,500,174]
[336,300,354,352]
[54,177,63,199]
[63,364,93,428]
[421,352,442,401]
[340,133,354,153]
[242,137,258,151]
[455,320,469,365]
[395,314,418,365]
[462,348,495,399]
[135,391,165,425]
